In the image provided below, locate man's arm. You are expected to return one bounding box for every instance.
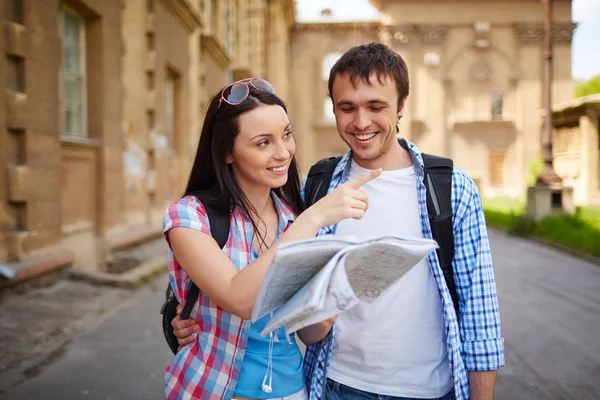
[297,317,335,346]
[452,172,504,398]
[172,304,200,350]
[469,370,497,400]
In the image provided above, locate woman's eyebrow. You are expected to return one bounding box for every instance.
[249,123,292,141]
[249,133,273,141]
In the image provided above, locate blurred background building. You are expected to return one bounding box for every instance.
[1,0,597,278]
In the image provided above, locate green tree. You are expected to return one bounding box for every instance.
[575,74,600,98]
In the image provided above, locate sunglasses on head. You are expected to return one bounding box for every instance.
[217,78,275,109]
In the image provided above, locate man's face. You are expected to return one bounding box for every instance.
[331,73,404,169]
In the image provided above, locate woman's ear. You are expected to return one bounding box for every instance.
[226,154,233,164]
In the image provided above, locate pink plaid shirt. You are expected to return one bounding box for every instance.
[163,194,296,400]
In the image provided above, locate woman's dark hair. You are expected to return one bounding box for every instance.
[183,84,303,251]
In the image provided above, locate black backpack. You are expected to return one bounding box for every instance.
[161,145,458,354]
[160,204,230,355]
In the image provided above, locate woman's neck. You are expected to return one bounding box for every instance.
[242,185,273,218]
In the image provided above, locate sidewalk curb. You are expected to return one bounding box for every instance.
[524,235,600,266]
[488,227,600,266]
[69,257,168,288]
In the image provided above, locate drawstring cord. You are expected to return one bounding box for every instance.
[262,311,275,394]
[261,331,274,393]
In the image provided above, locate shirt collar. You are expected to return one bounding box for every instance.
[234,191,296,228]
[271,191,296,229]
[332,138,426,183]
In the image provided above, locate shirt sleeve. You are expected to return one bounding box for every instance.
[452,173,505,371]
[162,196,211,304]
[163,196,211,243]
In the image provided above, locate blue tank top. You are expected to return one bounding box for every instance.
[233,313,304,398]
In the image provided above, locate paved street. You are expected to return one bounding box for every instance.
[1,229,599,400]
[0,281,172,400]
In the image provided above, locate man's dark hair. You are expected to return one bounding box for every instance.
[328,42,409,111]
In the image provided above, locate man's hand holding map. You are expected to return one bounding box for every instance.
[251,235,437,336]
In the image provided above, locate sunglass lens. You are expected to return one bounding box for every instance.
[252,78,275,94]
[225,83,249,104]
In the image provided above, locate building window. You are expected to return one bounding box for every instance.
[323,98,335,125]
[489,152,505,187]
[322,53,342,80]
[490,93,503,121]
[165,69,179,150]
[61,6,86,136]
[322,53,342,124]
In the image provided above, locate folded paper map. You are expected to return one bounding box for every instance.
[251,235,437,336]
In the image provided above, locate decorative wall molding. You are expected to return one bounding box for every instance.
[417,24,448,44]
[295,21,381,33]
[380,24,413,45]
[201,34,231,69]
[158,0,202,33]
[469,57,493,82]
[381,24,447,45]
[514,22,577,44]
[5,22,28,57]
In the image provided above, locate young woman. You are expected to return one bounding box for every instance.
[163,78,380,400]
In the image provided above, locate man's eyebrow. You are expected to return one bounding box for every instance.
[249,123,292,141]
[367,99,389,105]
[336,99,389,107]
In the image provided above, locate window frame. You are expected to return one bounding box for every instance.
[59,4,88,137]
[164,68,180,153]
[490,92,504,121]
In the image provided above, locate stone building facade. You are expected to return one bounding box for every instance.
[552,95,600,205]
[0,0,294,282]
[292,0,576,201]
[0,0,587,284]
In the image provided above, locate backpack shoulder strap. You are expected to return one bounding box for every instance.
[204,204,230,249]
[304,156,343,208]
[422,153,460,318]
[180,203,230,319]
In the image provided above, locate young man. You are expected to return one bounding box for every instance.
[172,43,504,400]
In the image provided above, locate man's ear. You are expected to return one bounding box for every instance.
[398,96,408,118]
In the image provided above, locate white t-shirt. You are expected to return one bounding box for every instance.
[327,160,453,398]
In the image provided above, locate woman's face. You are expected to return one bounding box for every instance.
[227,104,296,192]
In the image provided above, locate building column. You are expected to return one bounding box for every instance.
[580,109,600,204]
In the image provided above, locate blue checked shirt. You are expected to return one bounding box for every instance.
[302,140,504,400]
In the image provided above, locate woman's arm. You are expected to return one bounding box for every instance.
[169,210,321,320]
[170,169,382,320]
